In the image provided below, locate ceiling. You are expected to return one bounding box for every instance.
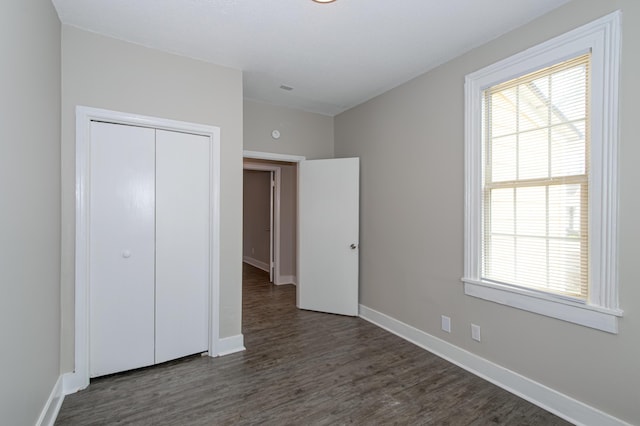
[52,0,570,116]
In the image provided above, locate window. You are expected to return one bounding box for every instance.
[484,54,590,300]
[463,12,622,333]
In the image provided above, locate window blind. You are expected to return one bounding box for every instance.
[482,53,590,300]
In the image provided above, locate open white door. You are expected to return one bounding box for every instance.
[298,158,359,316]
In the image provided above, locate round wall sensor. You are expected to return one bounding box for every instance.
[271,130,281,139]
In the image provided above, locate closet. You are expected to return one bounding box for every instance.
[88,121,210,378]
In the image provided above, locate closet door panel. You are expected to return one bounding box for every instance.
[155,130,210,363]
[89,122,156,377]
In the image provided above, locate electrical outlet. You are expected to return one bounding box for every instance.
[471,324,481,342]
[441,315,451,333]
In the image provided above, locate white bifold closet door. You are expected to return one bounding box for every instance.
[90,122,156,377]
[89,121,209,378]
[155,129,210,364]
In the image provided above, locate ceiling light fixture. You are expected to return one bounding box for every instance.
[312,0,336,3]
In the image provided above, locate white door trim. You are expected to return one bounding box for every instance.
[243,150,305,163]
[243,163,282,284]
[67,106,221,394]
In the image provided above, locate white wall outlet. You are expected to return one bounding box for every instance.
[441,315,451,333]
[471,324,481,342]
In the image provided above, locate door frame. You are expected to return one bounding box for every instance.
[243,164,279,283]
[243,150,306,285]
[244,150,305,163]
[67,106,221,393]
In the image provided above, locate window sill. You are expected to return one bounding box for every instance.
[461,278,622,334]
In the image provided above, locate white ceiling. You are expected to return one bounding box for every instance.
[52,0,570,116]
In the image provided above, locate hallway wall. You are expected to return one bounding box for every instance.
[244,99,334,159]
[243,170,272,269]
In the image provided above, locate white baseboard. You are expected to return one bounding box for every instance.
[217,334,246,356]
[243,256,269,272]
[359,304,629,426]
[36,375,65,426]
[275,275,296,285]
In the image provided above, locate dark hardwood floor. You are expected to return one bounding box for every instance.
[56,264,570,425]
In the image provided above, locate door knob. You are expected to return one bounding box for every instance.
[350,244,358,250]
[122,250,131,258]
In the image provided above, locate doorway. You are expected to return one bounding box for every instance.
[241,150,360,317]
[242,168,274,281]
[242,158,298,285]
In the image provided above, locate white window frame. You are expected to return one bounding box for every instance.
[463,11,622,333]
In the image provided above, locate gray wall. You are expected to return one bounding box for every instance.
[60,26,244,373]
[244,99,334,159]
[243,170,272,266]
[0,0,61,424]
[334,0,639,422]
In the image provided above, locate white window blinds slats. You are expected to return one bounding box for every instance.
[482,54,590,300]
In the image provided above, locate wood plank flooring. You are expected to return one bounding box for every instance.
[56,264,570,425]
